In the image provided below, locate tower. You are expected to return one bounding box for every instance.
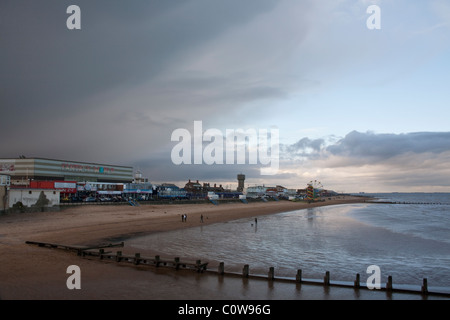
[237,173,245,192]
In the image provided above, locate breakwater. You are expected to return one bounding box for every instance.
[25,240,450,298]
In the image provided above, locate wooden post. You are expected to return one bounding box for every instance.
[134,253,141,265]
[155,255,160,267]
[421,278,428,294]
[243,264,249,278]
[354,273,360,288]
[268,267,274,280]
[324,271,330,286]
[386,275,393,291]
[116,251,122,262]
[295,269,302,283]
[195,260,202,272]
[218,262,225,275]
[175,257,180,270]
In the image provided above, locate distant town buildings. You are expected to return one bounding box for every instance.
[184,179,228,194]
[133,170,149,184]
[245,185,297,199]
[0,156,333,212]
[183,179,203,194]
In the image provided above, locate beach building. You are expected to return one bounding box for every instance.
[1,172,62,209]
[202,182,225,193]
[184,179,203,194]
[0,157,134,185]
[133,170,149,184]
[157,183,188,199]
[245,185,295,199]
[160,183,180,189]
[123,182,154,200]
[0,175,10,211]
[245,185,269,198]
[183,179,243,199]
[8,188,60,208]
[0,157,134,207]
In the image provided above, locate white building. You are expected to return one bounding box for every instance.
[245,186,269,198]
[8,189,60,208]
[0,175,10,211]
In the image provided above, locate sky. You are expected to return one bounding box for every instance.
[1,0,450,193]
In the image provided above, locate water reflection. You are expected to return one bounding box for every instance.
[128,204,450,289]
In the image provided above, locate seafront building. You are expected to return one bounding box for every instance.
[0,157,134,210]
[0,157,133,184]
[0,174,10,211]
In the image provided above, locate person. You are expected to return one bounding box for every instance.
[255,217,258,224]
[200,214,204,223]
[181,214,184,222]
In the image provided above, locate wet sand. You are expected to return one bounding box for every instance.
[2,196,433,300]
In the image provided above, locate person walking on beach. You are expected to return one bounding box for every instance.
[200,214,204,223]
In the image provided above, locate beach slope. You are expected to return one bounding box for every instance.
[0,197,371,299]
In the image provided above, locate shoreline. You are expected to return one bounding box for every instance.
[99,197,373,244]
[2,196,370,246]
[0,196,376,299]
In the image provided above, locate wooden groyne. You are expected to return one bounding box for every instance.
[25,240,208,273]
[99,252,208,272]
[217,263,449,298]
[368,200,449,206]
[25,241,450,298]
[25,240,124,255]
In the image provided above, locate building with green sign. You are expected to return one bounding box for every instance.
[0,157,133,185]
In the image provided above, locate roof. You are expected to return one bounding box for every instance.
[0,157,132,169]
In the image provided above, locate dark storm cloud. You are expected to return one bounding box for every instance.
[0,0,283,163]
[0,0,278,125]
[5,1,447,191]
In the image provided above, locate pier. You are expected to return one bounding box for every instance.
[25,240,450,299]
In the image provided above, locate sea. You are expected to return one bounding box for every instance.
[127,193,450,294]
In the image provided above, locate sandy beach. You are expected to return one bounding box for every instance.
[0,196,392,300]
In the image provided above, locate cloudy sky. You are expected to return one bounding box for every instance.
[1,0,450,192]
